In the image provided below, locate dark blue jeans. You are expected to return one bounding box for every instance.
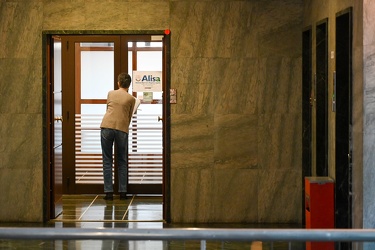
[101,128,128,193]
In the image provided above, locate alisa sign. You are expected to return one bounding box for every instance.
[132,71,162,92]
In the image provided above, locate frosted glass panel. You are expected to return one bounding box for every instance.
[137,42,162,48]
[81,48,114,99]
[128,51,133,74]
[80,42,114,48]
[54,41,62,93]
[137,51,162,71]
[136,103,162,115]
[54,41,62,118]
[81,104,106,115]
[128,51,134,93]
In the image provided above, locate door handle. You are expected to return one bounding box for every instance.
[54,116,63,122]
[158,116,162,122]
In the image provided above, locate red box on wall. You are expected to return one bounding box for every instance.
[305,176,334,250]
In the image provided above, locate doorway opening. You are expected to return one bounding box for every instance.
[315,19,329,177]
[335,7,353,250]
[43,32,171,222]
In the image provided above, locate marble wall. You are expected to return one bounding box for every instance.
[0,0,303,223]
[170,0,303,223]
[0,0,44,222]
[363,0,375,236]
[363,2,375,248]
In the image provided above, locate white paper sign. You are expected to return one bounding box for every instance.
[132,71,162,92]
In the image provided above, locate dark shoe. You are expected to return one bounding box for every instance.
[103,192,113,201]
[120,192,127,200]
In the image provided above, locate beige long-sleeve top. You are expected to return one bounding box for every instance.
[100,88,135,134]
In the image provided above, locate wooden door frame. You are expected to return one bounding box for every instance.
[121,35,164,195]
[62,35,122,194]
[43,35,64,220]
[42,30,171,222]
[43,34,53,221]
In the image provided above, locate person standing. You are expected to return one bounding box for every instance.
[100,73,135,201]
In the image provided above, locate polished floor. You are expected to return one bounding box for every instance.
[0,195,305,249]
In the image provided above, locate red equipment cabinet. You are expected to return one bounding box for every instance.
[305,176,334,250]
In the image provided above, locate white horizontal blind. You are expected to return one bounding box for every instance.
[129,114,162,184]
[75,114,104,184]
[74,113,162,185]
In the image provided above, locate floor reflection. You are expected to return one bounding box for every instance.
[0,195,305,249]
[54,195,163,222]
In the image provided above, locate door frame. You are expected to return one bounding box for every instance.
[302,26,312,225]
[61,35,122,195]
[42,30,171,222]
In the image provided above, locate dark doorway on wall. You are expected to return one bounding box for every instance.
[315,19,329,177]
[302,27,312,224]
[335,7,353,250]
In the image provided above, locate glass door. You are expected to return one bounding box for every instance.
[61,35,164,195]
[47,36,63,218]
[62,36,121,194]
[75,41,117,193]
[126,37,163,194]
